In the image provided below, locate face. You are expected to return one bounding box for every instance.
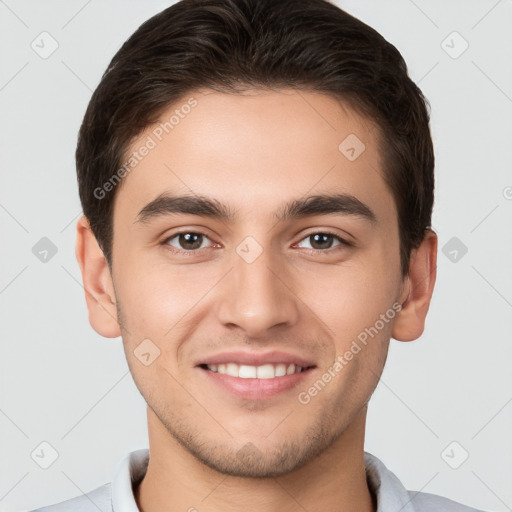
[108,88,408,477]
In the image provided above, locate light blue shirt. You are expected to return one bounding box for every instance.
[29,449,486,511]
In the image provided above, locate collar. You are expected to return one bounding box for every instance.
[111,448,416,511]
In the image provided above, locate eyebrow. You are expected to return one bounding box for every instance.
[134,192,377,225]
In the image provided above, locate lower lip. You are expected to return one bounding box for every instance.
[198,366,315,401]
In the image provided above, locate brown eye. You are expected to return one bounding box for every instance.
[310,233,335,250]
[164,232,211,251]
[296,232,351,252]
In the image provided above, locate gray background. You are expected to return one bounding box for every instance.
[1,1,511,511]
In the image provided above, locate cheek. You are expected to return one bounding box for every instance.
[300,262,396,340]
[116,255,221,333]
[298,265,397,400]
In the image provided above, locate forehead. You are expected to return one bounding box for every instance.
[113,88,395,227]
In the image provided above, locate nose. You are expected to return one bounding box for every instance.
[215,245,300,338]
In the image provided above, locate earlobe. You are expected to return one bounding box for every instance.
[75,215,121,338]
[391,229,438,342]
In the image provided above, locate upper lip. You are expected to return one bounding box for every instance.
[196,350,316,368]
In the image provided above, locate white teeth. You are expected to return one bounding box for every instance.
[256,364,275,379]
[206,362,306,378]
[226,363,239,378]
[275,363,287,377]
[239,365,257,378]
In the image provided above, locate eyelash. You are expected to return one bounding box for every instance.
[161,230,353,255]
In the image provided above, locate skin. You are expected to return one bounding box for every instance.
[75,88,437,512]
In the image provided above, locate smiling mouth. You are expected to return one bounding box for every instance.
[199,362,315,379]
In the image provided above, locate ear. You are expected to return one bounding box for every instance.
[75,215,121,338]
[392,229,437,342]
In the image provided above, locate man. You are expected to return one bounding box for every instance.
[30,0,485,510]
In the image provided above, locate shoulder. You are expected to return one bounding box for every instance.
[364,451,488,512]
[409,490,487,512]
[26,483,111,512]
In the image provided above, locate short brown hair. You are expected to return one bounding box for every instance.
[76,0,434,277]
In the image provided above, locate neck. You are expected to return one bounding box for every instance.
[135,406,376,512]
